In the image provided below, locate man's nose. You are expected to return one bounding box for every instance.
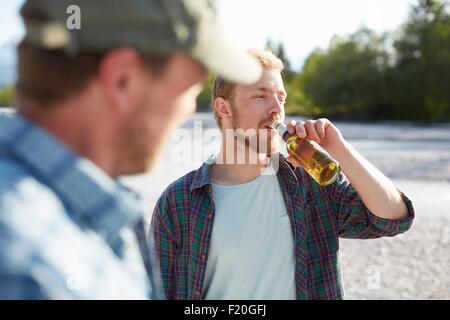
[267,96,283,115]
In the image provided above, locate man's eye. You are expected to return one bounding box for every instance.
[255,95,266,99]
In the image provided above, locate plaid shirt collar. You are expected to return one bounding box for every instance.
[0,113,143,251]
[190,157,213,191]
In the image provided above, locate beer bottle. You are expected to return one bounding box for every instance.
[273,122,340,186]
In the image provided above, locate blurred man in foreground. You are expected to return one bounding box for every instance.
[0,0,261,299]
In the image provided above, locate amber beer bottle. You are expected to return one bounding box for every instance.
[273,122,340,186]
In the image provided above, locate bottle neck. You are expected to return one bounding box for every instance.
[274,122,290,141]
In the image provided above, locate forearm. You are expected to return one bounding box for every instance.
[331,141,409,220]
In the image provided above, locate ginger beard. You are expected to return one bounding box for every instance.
[230,102,281,160]
[113,100,161,176]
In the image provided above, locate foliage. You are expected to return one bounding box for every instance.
[196,73,214,112]
[294,0,450,122]
[0,85,14,108]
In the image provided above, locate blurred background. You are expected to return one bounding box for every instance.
[2,0,449,123]
[1,0,449,299]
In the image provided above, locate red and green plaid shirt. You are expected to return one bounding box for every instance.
[150,155,414,300]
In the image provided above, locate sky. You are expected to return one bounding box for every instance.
[0,0,416,70]
[0,0,25,45]
[217,0,416,69]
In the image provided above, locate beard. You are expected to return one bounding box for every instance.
[111,104,161,177]
[231,106,281,156]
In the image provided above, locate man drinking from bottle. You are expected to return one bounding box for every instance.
[150,49,415,300]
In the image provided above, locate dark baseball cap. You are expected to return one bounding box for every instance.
[21,0,262,84]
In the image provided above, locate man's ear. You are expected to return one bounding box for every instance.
[213,97,233,122]
[97,48,144,114]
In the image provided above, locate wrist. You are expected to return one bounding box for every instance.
[328,139,351,160]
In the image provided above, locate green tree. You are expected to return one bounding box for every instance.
[265,39,293,74]
[196,73,214,112]
[291,0,450,122]
[264,39,314,116]
[0,85,14,108]
[390,0,450,122]
[297,28,391,120]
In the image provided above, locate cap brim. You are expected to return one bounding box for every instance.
[191,22,262,85]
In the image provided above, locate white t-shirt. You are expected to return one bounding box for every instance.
[204,166,297,300]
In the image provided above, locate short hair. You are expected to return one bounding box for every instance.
[16,40,171,108]
[211,48,284,127]
[16,1,171,109]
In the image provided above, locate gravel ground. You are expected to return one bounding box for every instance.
[340,180,450,300]
[123,113,450,300]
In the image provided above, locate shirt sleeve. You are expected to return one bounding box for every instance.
[150,195,178,300]
[325,172,415,239]
[0,223,53,299]
[0,273,50,300]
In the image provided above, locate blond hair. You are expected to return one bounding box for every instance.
[211,49,284,127]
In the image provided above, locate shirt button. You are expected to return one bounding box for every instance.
[201,254,207,260]
[207,213,212,219]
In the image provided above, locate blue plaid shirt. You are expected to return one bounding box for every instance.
[0,112,159,299]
